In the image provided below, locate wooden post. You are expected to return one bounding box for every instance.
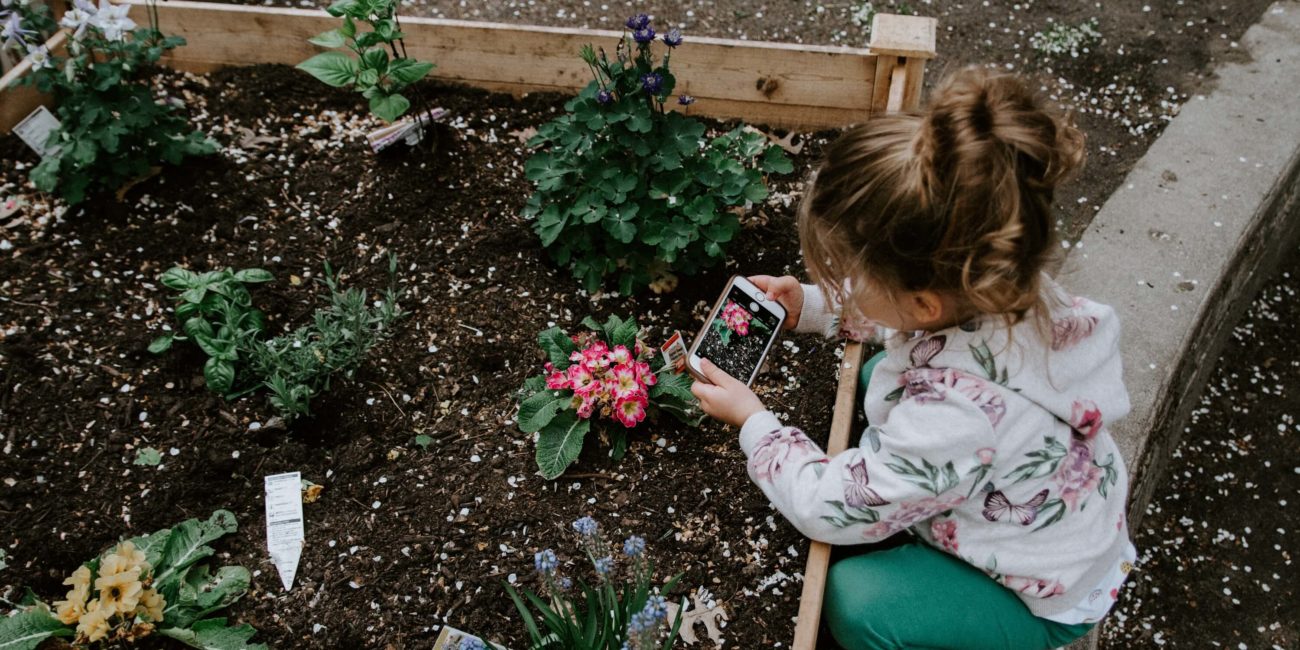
[789,12,936,650]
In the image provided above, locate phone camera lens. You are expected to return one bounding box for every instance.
[750,301,760,311]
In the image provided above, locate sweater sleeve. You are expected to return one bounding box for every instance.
[794,283,889,344]
[738,388,995,545]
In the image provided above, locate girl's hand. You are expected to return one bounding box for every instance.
[749,275,803,330]
[690,358,767,428]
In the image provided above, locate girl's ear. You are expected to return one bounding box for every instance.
[909,290,946,326]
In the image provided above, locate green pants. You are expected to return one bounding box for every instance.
[827,352,1093,650]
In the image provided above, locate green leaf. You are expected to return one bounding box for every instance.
[307,29,348,49]
[158,618,267,650]
[134,447,163,466]
[414,434,433,449]
[233,268,273,283]
[537,327,576,368]
[0,608,71,650]
[387,59,435,84]
[164,565,253,629]
[296,51,358,88]
[517,389,570,434]
[161,267,199,290]
[149,333,175,354]
[535,411,590,480]
[203,357,235,394]
[760,145,794,174]
[154,511,239,589]
[610,316,638,348]
[649,370,695,404]
[535,203,567,247]
[369,92,410,123]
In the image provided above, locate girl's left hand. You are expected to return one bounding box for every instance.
[690,358,767,428]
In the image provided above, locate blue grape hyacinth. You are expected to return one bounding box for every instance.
[534,548,558,575]
[641,73,663,94]
[623,535,646,557]
[593,555,615,576]
[572,516,599,537]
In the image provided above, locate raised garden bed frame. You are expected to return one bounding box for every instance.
[0,3,938,647]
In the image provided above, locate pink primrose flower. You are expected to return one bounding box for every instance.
[545,371,571,390]
[610,364,641,399]
[609,345,632,365]
[634,360,657,386]
[614,394,648,428]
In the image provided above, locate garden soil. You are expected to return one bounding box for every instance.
[0,0,1287,647]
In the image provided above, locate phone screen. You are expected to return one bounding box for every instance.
[695,284,782,383]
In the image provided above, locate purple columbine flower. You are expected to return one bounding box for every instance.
[596,89,614,104]
[677,95,695,106]
[662,28,683,47]
[641,73,663,94]
[626,14,650,30]
[632,26,656,44]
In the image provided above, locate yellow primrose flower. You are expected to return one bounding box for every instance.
[75,600,112,644]
[135,588,165,622]
[94,569,144,615]
[53,566,93,624]
[101,541,149,577]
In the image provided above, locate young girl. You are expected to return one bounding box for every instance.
[691,67,1136,650]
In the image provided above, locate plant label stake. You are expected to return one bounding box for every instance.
[264,471,305,591]
[13,105,61,158]
[660,330,688,373]
[664,591,729,646]
[366,107,450,153]
[433,625,508,650]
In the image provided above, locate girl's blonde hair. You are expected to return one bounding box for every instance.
[798,66,1085,328]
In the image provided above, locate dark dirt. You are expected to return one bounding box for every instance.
[1101,243,1300,650]
[217,0,1279,240]
[0,65,845,649]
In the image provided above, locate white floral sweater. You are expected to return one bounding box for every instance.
[739,281,1137,622]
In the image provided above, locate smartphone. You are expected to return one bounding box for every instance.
[688,276,785,386]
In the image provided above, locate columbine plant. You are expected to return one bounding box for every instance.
[151,256,405,422]
[1030,18,1101,58]
[506,516,683,650]
[8,0,216,205]
[0,511,265,650]
[523,13,793,294]
[518,314,696,479]
[298,0,436,123]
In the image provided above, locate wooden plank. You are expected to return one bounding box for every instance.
[870,54,897,116]
[790,341,865,650]
[902,57,926,110]
[888,62,907,113]
[119,0,879,129]
[868,13,938,59]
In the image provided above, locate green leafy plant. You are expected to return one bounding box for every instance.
[9,0,217,205]
[0,510,264,649]
[523,14,793,294]
[505,515,683,649]
[518,314,697,479]
[1030,18,1101,58]
[297,0,435,123]
[151,257,405,422]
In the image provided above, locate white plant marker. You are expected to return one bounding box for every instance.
[665,589,729,646]
[13,106,61,158]
[264,471,305,591]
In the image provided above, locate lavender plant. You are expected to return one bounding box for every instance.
[7,0,216,205]
[524,14,793,294]
[505,516,683,650]
[298,0,435,123]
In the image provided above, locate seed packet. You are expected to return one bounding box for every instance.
[660,330,688,374]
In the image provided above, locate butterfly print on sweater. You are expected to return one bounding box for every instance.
[983,488,1050,525]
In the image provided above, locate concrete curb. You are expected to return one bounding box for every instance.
[1059,2,1300,648]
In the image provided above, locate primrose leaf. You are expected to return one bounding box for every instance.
[158,618,267,650]
[535,411,590,480]
[0,608,72,650]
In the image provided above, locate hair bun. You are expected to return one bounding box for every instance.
[923,66,1084,188]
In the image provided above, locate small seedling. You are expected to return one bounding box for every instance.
[133,447,163,466]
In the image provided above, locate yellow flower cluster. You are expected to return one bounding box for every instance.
[52,541,166,645]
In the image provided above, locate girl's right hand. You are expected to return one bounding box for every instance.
[749,275,803,330]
